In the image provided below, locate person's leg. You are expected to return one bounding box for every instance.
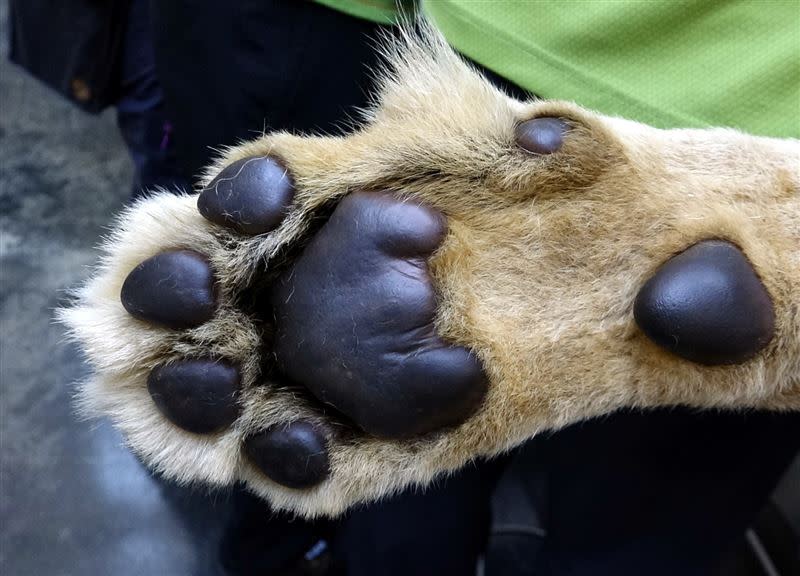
[335,457,507,576]
[116,0,187,198]
[219,488,335,576]
[531,409,799,576]
[150,0,390,181]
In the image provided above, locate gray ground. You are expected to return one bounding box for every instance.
[0,4,230,575]
[0,2,797,575]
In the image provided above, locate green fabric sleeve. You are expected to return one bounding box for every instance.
[313,0,412,24]
[423,1,800,139]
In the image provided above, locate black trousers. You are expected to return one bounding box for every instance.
[151,0,389,182]
[150,2,800,575]
[508,409,799,576]
[117,0,187,197]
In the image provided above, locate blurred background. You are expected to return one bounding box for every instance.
[1,1,798,575]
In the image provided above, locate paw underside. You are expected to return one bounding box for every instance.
[60,26,800,517]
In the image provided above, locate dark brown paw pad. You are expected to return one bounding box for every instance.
[198,156,294,235]
[515,117,568,155]
[634,240,775,365]
[121,250,217,329]
[244,421,331,489]
[271,191,488,439]
[147,359,241,434]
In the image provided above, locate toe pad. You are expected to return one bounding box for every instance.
[244,421,331,489]
[121,250,217,330]
[198,157,294,235]
[147,359,241,434]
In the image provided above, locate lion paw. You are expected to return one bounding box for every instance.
[60,24,800,517]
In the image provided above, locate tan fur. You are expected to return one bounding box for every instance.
[59,25,800,517]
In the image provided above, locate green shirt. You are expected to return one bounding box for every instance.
[313,0,413,24]
[314,1,800,138]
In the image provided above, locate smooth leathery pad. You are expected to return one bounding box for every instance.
[244,421,331,489]
[147,359,241,434]
[198,156,294,235]
[271,191,488,439]
[120,250,217,329]
[634,240,775,365]
[515,117,567,155]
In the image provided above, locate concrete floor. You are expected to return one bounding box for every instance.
[0,5,231,574]
[0,3,797,575]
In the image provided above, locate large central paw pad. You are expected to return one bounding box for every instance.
[271,192,487,438]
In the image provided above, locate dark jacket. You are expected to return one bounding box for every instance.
[9,0,127,113]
